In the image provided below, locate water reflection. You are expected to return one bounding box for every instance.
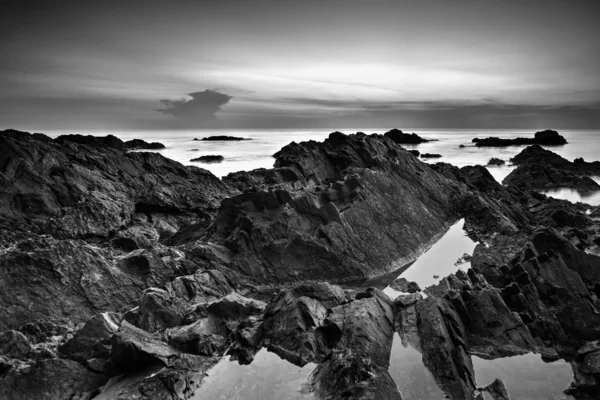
[473,353,573,400]
[542,180,600,206]
[193,349,316,400]
[384,219,477,299]
[389,334,446,399]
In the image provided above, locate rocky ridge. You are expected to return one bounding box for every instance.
[1,129,600,399]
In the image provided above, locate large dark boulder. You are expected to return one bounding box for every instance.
[384,128,430,144]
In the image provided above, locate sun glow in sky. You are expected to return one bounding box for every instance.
[1,0,599,130]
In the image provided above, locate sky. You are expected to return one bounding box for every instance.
[1,0,599,131]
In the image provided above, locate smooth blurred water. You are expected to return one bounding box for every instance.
[40,128,600,205]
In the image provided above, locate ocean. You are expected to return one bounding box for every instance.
[40,128,600,206]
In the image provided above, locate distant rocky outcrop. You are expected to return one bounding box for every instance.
[54,133,165,150]
[190,155,224,163]
[487,157,505,166]
[195,136,249,141]
[504,145,600,193]
[384,128,430,144]
[421,153,442,158]
[473,129,567,147]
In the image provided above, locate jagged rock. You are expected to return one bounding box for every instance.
[262,289,329,365]
[472,130,567,146]
[111,321,190,371]
[0,331,31,358]
[134,269,235,332]
[487,157,505,166]
[0,358,108,400]
[59,312,122,360]
[384,128,430,144]
[190,155,224,163]
[390,277,421,293]
[204,132,464,285]
[505,145,600,193]
[0,236,162,330]
[416,296,476,399]
[206,292,266,321]
[504,162,600,193]
[0,129,237,238]
[478,379,511,400]
[311,289,401,399]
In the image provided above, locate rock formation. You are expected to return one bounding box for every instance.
[384,128,430,144]
[1,128,600,399]
[190,155,225,163]
[472,129,567,146]
[504,145,600,193]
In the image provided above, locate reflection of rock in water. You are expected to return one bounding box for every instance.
[473,353,572,400]
[193,350,316,400]
[389,334,446,399]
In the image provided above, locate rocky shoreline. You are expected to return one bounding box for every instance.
[1,129,599,399]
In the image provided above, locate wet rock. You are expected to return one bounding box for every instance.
[505,145,600,193]
[111,321,194,372]
[390,277,421,293]
[262,289,329,365]
[190,155,224,163]
[408,149,420,157]
[0,358,107,400]
[205,132,464,285]
[478,378,511,400]
[421,153,442,158]
[0,129,237,238]
[310,289,401,399]
[472,130,567,147]
[0,330,31,358]
[455,253,472,265]
[504,162,600,193]
[206,292,266,321]
[0,236,162,330]
[384,128,430,144]
[416,296,476,399]
[59,312,122,360]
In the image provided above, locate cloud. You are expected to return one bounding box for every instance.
[157,90,232,126]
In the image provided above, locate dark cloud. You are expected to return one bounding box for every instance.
[157,90,232,127]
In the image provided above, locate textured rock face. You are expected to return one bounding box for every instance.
[205,132,465,285]
[4,128,600,399]
[0,129,236,238]
[505,145,600,193]
[384,128,430,144]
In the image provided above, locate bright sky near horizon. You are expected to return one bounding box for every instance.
[1,0,599,130]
